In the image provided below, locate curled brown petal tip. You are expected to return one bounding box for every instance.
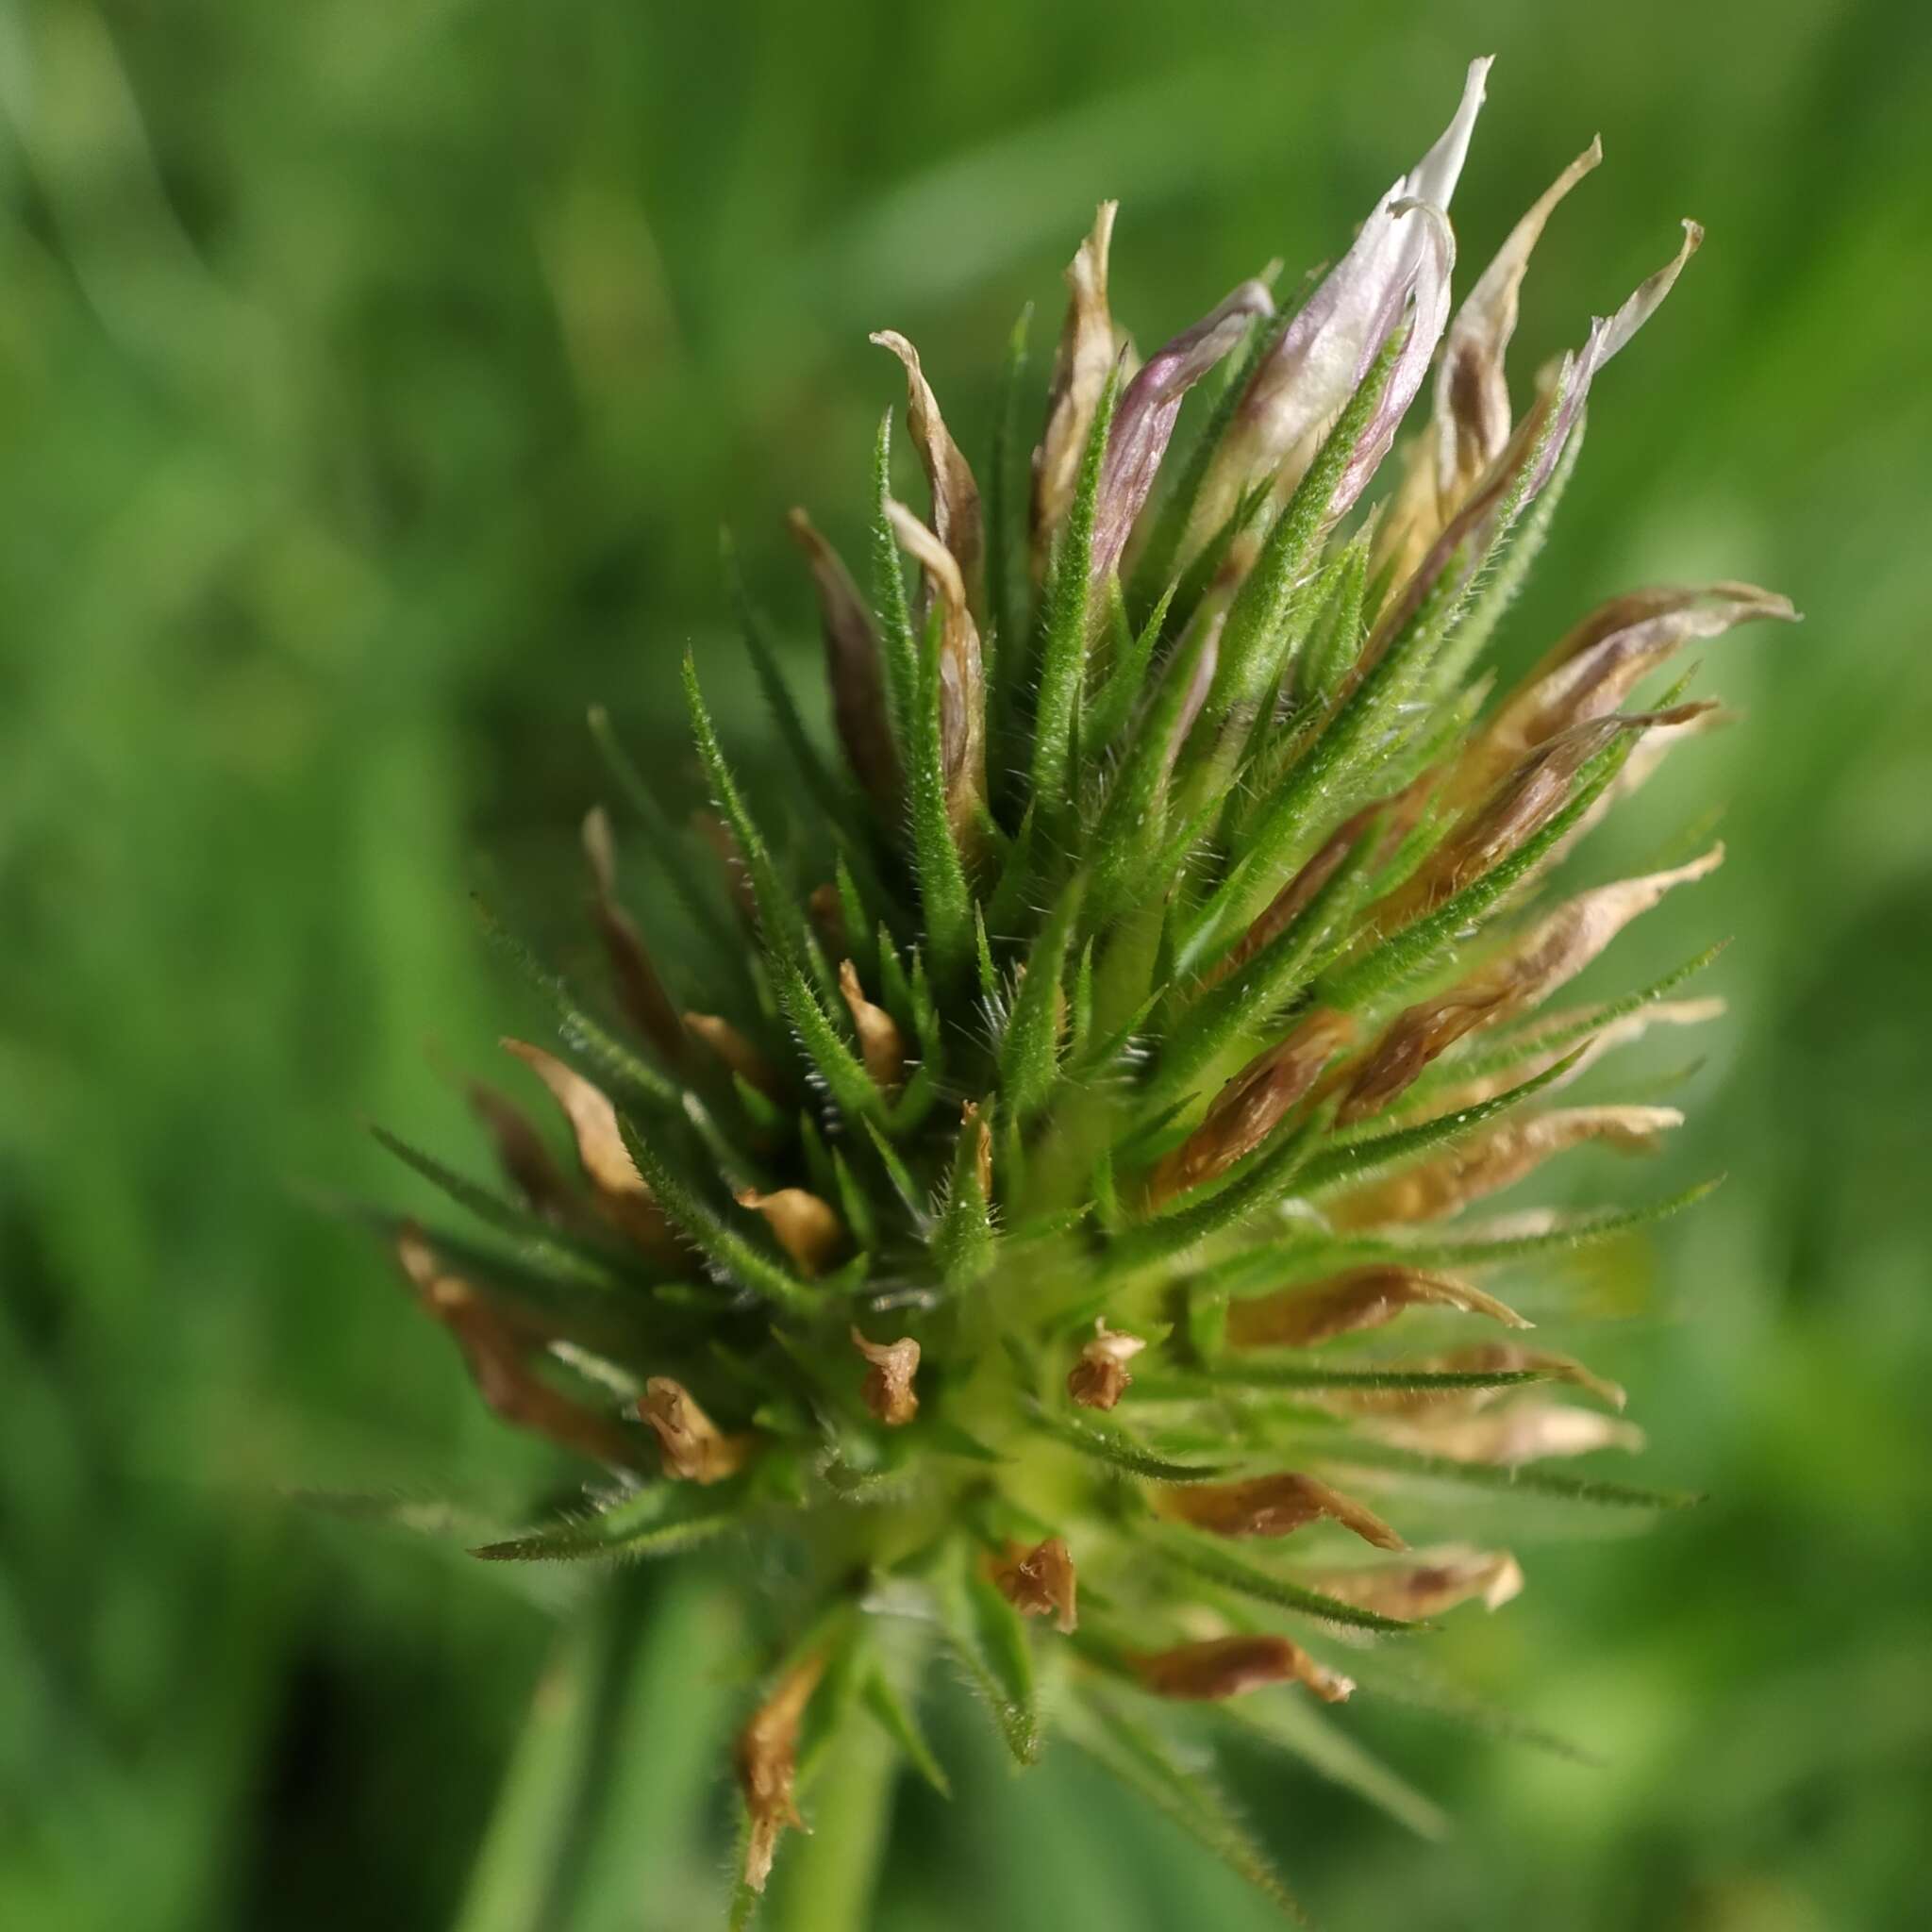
[1162,1472,1405,1550]
[1132,1632,1353,1704]
[871,330,983,611]
[500,1039,676,1257]
[1066,1319,1147,1410]
[991,1536,1078,1633]
[738,1188,845,1277]
[838,959,906,1093]
[1225,1266,1531,1349]
[787,508,902,813]
[850,1325,920,1425]
[736,1652,827,1893]
[639,1375,753,1485]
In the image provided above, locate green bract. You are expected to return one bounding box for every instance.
[372,57,1795,1922]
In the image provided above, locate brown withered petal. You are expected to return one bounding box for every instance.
[870,330,983,613]
[886,500,987,849]
[1151,1008,1355,1206]
[1299,1547,1524,1618]
[1374,1399,1645,1466]
[991,1536,1078,1633]
[464,1077,580,1223]
[1329,1104,1682,1228]
[1466,583,1797,801]
[1191,58,1489,560]
[639,1375,754,1485]
[1378,703,1713,930]
[1132,1633,1354,1705]
[850,1325,920,1425]
[736,1652,826,1894]
[397,1227,643,1470]
[501,1039,675,1257]
[581,808,687,1062]
[1091,275,1274,592]
[1161,1472,1405,1550]
[683,1011,786,1100]
[838,958,906,1093]
[786,508,903,813]
[1067,1319,1148,1410]
[1341,846,1724,1123]
[1224,1266,1531,1349]
[1033,201,1119,572]
[1434,139,1603,506]
[737,1188,845,1277]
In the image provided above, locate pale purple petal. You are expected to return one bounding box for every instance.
[1090,276,1274,591]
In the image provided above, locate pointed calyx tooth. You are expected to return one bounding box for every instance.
[786,508,902,813]
[1345,847,1726,1124]
[1224,1267,1531,1349]
[1162,1472,1405,1550]
[870,329,983,613]
[1189,58,1489,561]
[735,1652,827,1894]
[1329,1105,1684,1228]
[1033,200,1119,575]
[1421,997,1725,1116]
[1067,1319,1148,1409]
[838,959,905,1093]
[683,1010,785,1100]
[1131,1633,1354,1705]
[1458,583,1798,805]
[886,500,987,849]
[465,1077,578,1223]
[581,807,685,1061]
[1151,1008,1355,1206]
[850,1325,920,1425]
[500,1040,675,1257]
[396,1227,643,1471]
[638,1375,754,1484]
[1300,1547,1524,1618]
[1374,1399,1646,1466]
[1092,275,1274,593]
[737,1188,845,1277]
[991,1536,1078,1633]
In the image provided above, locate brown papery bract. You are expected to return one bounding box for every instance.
[992,1537,1078,1632]
[1161,1472,1405,1549]
[1225,1266,1531,1348]
[1132,1632,1354,1704]
[736,1653,827,1893]
[639,1376,754,1485]
[850,1326,920,1425]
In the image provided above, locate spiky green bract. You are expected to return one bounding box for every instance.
[373,72,1786,1924]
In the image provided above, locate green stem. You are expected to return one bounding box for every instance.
[767,1715,898,1932]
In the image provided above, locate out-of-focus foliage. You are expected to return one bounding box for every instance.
[0,2,1925,1928]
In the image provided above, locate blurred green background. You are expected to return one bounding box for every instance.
[3,0,1928,1926]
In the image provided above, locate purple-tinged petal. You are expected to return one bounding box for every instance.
[1189,58,1491,558]
[1090,275,1274,591]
